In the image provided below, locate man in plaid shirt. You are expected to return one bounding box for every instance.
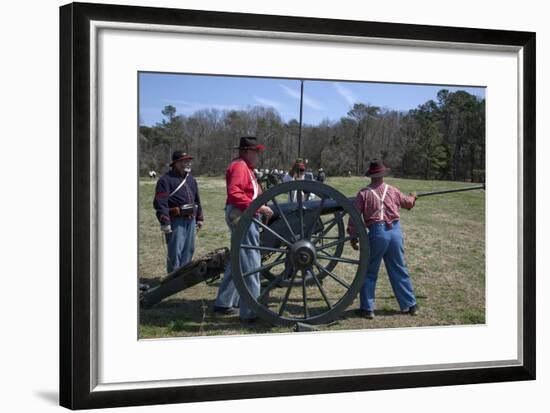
[348,160,419,319]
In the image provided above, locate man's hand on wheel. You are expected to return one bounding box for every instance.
[258,205,274,220]
[350,239,359,251]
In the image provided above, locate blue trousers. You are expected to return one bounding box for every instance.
[215,205,261,320]
[360,221,417,312]
[165,217,196,273]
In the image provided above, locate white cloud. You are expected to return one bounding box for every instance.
[334,83,358,106]
[206,104,241,111]
[161,99,193,106]
[253,96,281,108]
[160,99,239,112]
[280,84,323,110]
[175,103,242,113]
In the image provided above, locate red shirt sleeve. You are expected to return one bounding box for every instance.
[226,160,254,211]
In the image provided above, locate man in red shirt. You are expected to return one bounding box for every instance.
[214,137,273,323]
[348,160,418,319]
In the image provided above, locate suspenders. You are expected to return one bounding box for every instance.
[369,184,389,221]
[247,168,259,200]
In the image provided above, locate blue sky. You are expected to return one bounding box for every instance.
[139,72,485,126]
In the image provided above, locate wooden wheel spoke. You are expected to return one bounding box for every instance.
[297,190,304,239]
[258,266,291,303]
[241,244,288,254]
[312,211,345,244]
[242,257,287,278]
[271,197,297,243]
[306,196,326,239]
[314,262,351,289]
[316,251,360,265]
[278,270,299,316]
[310,269,332,310]
[315,235,353,252]
[302,269,309,319]
[252,217,293,247]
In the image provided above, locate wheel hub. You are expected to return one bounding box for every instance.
[290,239,317,269]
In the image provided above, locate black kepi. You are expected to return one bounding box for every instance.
[170,150,193,166]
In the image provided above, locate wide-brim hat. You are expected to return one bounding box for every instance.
[365,159,390,177]
[234,136,265,151]
[170,150,193,166]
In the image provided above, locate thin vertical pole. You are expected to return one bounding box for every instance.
[298,80,304,157]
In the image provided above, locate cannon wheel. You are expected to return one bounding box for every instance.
[231,180,369,326]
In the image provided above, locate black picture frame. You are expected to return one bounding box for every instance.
[60,2,536,410]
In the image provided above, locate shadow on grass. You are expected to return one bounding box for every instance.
[140,295,348,335]
[140,298,283,334]
[375,295,428,300]
[341,308,403,318]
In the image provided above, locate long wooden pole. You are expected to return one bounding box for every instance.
[416,185,485,198]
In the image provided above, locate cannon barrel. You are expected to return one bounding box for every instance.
[268,184,485,219]
[268,198,345,219]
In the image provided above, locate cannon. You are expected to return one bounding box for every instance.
[230,180,369,326]
[141,180,485,327]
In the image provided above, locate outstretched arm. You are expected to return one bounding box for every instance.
[398,190,417,210]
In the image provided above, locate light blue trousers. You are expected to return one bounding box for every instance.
[165,217,196,273]
[215,205,261,320]
[360,221,417,312]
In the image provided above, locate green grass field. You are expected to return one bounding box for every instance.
[139,176,485,338]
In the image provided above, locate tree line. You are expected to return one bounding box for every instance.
[139,89,485,182]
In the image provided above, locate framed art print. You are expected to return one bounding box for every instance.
[60,2,535,409]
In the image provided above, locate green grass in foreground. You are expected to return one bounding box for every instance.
[139,176,485,338]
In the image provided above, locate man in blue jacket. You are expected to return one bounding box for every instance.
[153,151,204,273]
